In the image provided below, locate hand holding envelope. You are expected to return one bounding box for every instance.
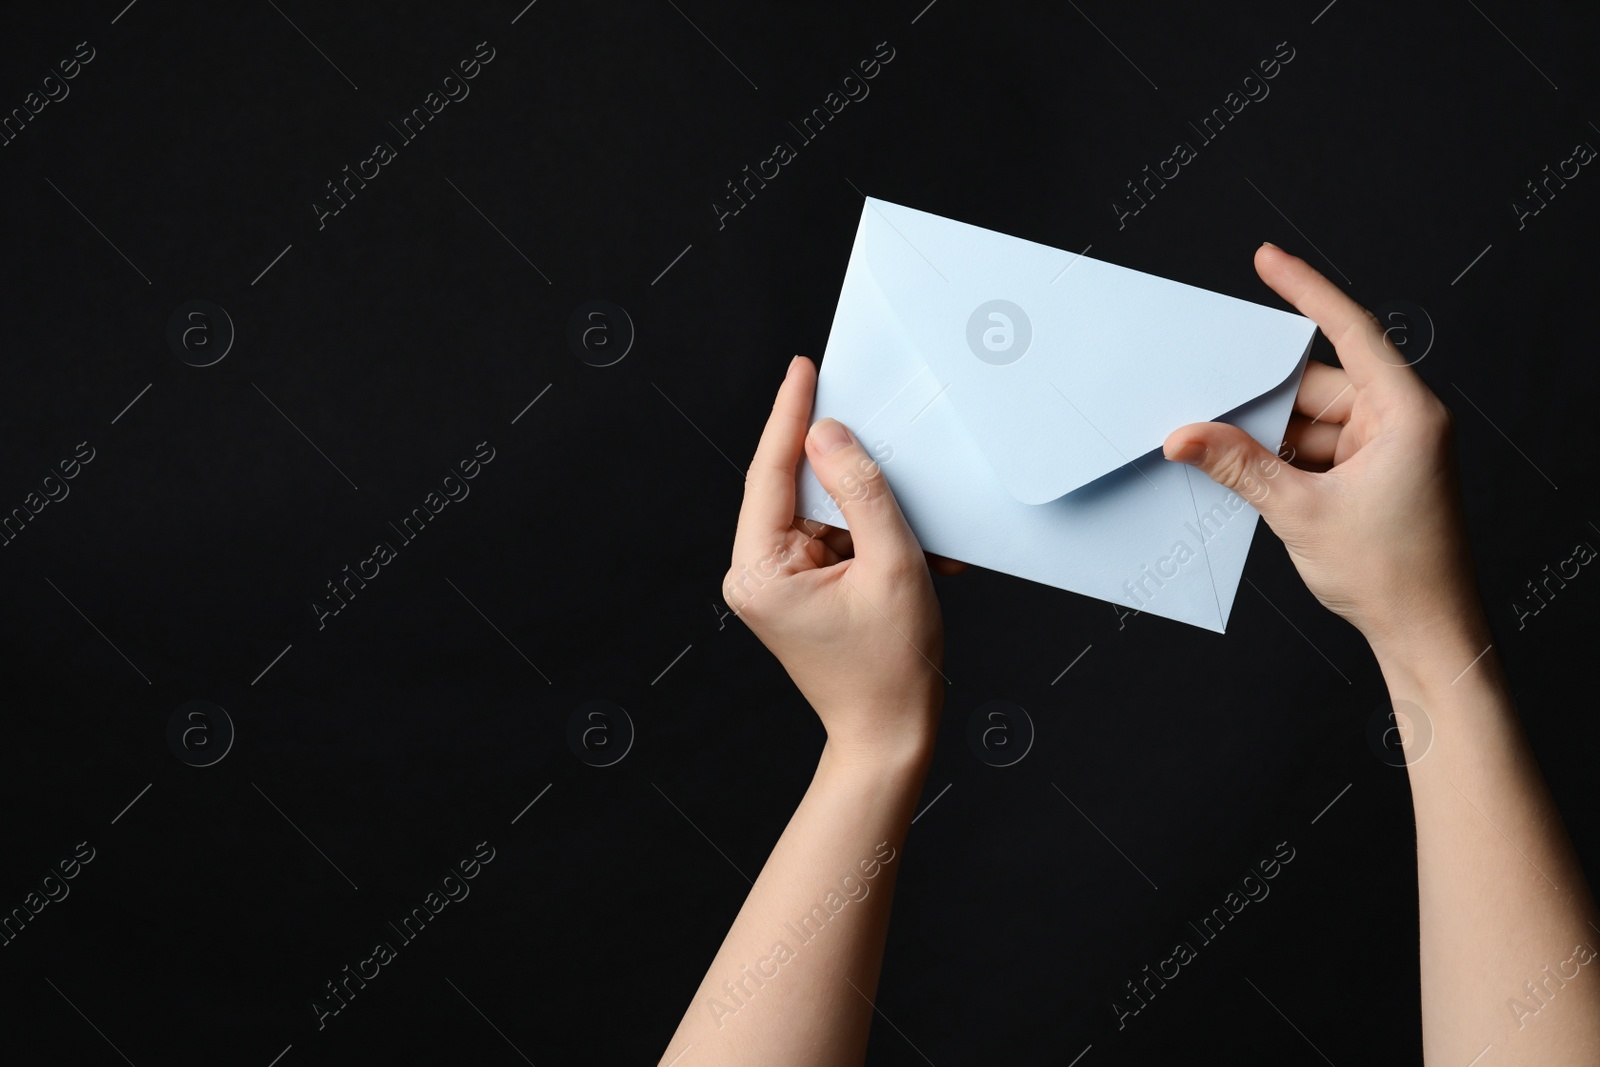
[694,226,1591,1065]
[796,198,1317,632]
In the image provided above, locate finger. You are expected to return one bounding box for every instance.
[1163,420,1312,524]
[927,553,970,576]
[1282,414,1342,466]
[796,520,855,560]
[733,356,815,562]
[793,526,846,568]
[1254,243,1415,392]
[805,417,923,567]
[1293,360,1354,424]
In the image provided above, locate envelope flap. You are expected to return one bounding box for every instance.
[857,197,1316,504]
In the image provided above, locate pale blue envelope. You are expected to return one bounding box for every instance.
[795,198,1315,632]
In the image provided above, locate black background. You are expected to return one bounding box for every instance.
[2,1,1597,1064]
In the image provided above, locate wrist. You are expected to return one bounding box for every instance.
[812,740,934,833]
[819,720,937,781]
[1365,597,1492,685]
[1370,606,1502,709]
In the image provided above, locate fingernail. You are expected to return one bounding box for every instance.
[1261,240,1279,250]
[810,417,853,456]
[1165,440,1205,464]
[785,354,800,378]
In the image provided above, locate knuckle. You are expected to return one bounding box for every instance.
[1208,446,1252,491]
[720,569,743,606]
[1400,392,1452,440]
[1335,308,1382,349]
[721,566,758,616]
[1237,472,1271,506]
[831,453,888,510]
[1429,397,1455,434]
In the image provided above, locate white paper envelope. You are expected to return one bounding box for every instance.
[796,198,1316,632]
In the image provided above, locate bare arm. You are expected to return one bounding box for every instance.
[1169,243,1600,1063]
[662,356,944,1066]
[1379,621,1599,1061]
[660,742,930,1066]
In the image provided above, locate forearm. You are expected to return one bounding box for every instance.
[1374,616,1600,1064]
[661,731,934,1067]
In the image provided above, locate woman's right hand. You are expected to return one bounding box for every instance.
[1163,243,1488,661]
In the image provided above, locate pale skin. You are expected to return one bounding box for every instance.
[663,243,1599,1065]
[658,354,945,1067]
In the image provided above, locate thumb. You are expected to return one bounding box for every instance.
[806,418,921,565]
[1163,421,1309,522]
